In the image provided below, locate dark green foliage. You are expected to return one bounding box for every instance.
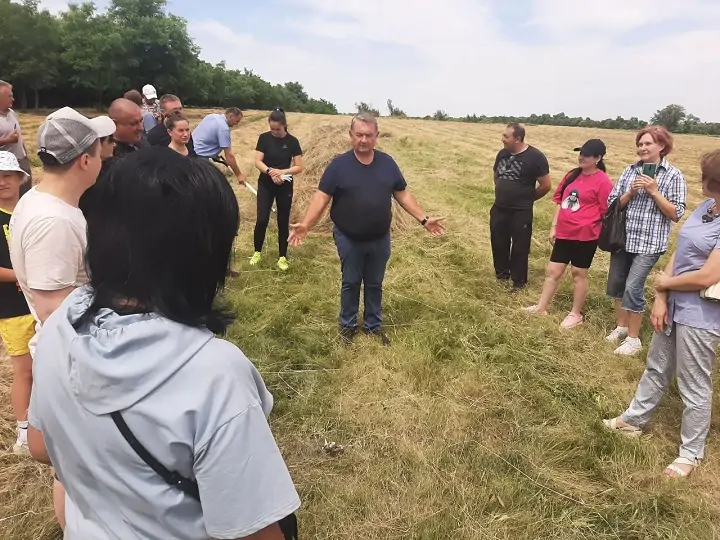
[0,0,338,113]
[457,106,719,136]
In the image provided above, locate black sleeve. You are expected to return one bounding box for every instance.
[255,133,267,153]
[535,150,550,177]
[318,159,338,195]
[291,135,303,156]
[390,157,407,191]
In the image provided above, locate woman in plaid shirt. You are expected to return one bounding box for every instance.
[605,126,687,356]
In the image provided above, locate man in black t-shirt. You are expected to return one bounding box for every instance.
[491,123,551,289]
[288,113,445,345]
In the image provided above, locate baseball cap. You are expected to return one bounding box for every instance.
[0,151,28,179]
[573,139,607,157]
[37,107,116,165]
[142,84,158,100]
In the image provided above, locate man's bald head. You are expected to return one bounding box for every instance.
[109,98,143,145]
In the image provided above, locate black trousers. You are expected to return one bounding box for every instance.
[489,204,533,286]
[254,179,293,257]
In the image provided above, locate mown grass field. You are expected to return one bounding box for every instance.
[2,109,720,539]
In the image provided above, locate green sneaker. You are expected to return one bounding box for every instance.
[249,252,262,266]
[277,257,289,271]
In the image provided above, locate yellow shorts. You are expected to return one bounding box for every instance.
[0,314,36,357]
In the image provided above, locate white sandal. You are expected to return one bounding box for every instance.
[602,417,642,437]
[664,457,697,478]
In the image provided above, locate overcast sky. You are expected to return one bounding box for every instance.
[42,0,720,121]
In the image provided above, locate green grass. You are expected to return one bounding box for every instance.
[3,111,720,539]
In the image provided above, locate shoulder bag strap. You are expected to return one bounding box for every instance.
[111,411,299,539]
[111,411,200,501]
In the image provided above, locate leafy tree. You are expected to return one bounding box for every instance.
[355,102,380,117]
[0,0,337,113]
[59,4,125,106]
[433,109,449,121]
[651,104,687,131]
[0,0,60,108]
[387,99,406,118]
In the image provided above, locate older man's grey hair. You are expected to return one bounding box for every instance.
[0,80,11,90]
[350,112,379,132]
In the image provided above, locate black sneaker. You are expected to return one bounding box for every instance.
[496,273,511,281]
[339,327,357,345]
[511,282,526,292]
[364,328,391,346]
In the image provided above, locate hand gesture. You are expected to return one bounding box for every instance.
[650,298,669,333]
[288,222,309,246]
[423,217,445,236]
[549,226,556,245]
[9,130,19,144]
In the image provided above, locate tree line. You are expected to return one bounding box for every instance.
[359,102,720,137]
[0,0,338,114]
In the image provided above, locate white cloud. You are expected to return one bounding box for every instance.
[39,0,720,121]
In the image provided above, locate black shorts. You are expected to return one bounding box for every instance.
[550,239,598,269]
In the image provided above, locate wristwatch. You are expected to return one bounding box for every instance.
[420,216,429,226]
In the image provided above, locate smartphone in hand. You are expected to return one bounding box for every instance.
[642,162,658,178]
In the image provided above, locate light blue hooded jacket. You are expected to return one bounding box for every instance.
[29,287,300,539]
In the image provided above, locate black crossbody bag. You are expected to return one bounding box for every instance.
[111,412,298,540]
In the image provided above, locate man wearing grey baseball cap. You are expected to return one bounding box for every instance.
[9,106,114,534]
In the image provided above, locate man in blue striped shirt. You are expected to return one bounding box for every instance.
[606,126,687,356]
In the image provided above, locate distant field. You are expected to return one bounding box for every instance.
[2,109,720,540]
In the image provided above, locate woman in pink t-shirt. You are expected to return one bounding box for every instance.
[525,139,614,328]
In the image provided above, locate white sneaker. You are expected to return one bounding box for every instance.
[615,337,642,356]
[605,326,629,343]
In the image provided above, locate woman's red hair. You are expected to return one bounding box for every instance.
[636,125,674,157]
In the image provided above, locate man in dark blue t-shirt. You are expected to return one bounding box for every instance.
[289,113,445,345]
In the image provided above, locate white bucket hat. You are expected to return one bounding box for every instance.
[0,151,28,179]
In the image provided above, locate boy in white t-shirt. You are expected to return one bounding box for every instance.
[9,106,114,533]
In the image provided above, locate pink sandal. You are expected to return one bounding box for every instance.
[560,312,583,329]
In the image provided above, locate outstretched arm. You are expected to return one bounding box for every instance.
[393,189,445,235]
[288,190,332,246]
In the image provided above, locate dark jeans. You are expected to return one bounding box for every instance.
[489,204,533,285]
[333,227,391,332]
[254,179,293,257]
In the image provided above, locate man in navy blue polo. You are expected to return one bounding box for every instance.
[289,113,445,346]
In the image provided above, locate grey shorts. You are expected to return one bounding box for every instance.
[606,250,662,312]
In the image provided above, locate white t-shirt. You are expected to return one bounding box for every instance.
[9,187,88,355]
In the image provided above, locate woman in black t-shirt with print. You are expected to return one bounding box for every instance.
[251,109,304,271]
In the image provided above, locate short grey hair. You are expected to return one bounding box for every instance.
[0,80,11,90]
[350,112,378,132]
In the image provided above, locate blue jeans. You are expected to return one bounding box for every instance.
[606,250,662,313]
[333,227,391,332]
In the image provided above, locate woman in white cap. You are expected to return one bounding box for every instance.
[524,139,613,328]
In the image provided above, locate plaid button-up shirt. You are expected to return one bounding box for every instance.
[607,158,687,254]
